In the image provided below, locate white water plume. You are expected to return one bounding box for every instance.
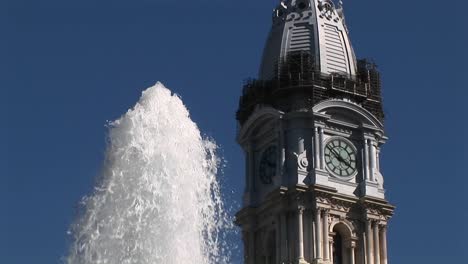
[66,82,232,264]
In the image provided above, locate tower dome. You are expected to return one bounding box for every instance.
[259,0,357,80]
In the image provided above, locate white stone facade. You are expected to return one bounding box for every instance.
[236,0,394,264]
[236,101,394,264]
[236,2,394,264]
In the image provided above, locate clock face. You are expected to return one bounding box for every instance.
[259,146,277,184]
[324,139,357,177]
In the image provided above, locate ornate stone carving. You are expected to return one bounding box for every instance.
[316,196,331,205]
[324,123,352,135]
[327,212,333,224]
[296,150,309,171]
[331,203,351,213]
[318,0,336,19]
[368,207,381,215]
[235,1,396,262]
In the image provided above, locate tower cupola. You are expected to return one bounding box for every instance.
[259,0,357,80]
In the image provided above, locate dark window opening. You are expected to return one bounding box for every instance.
[267,231,276,264]
[333,232,343,264]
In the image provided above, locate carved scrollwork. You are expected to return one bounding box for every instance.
[368,207,381,215]
[331,203,351,213]
[318,0,336,19]
[324,124,352,135]
[316,196,331,205]
[297,150,309,171]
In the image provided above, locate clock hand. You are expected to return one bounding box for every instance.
[331,148,351,167]
[331,149,344,162]
[328,147,337,157]
[341,157,351,167]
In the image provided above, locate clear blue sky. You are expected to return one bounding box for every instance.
[2,0,467,263]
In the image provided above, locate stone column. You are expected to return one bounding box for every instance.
[244,149,249,193]
[279,121,286,184]
[315,209,323,260]
[369,140,377,182]
[318,127,325,170]
[314,127,320,170]
[276,217,281,264]
[376,148,381,171]
[366,220,374,264]
[329,236,334,264]
[248,142,255,191]
[280,212,288,262]
[380,225,388,264]
[298,137,305,154]
[310,211,316,260]
[297,208,305,261]
[242,231,249,264]
[349,241,356,264]
[363,138,370,181]
[248,231,256,264]
[323,210,330,261]
[373,222,380,264]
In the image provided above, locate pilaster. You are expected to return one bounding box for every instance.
[373,222,380,264]
[366,220,374,264]
[349,240,357,264]
[280,211,288,262]
[379,225,388,264]
[323,209,330,261]
[315,209,323,261]
[297,207,305,262]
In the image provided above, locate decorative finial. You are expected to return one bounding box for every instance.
[336,0,344,18]
[280,1,287,9]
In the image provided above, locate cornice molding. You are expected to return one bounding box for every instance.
[237,106,283,145]
[313,99,384,131]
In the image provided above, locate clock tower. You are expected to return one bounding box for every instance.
[235,1,395,264]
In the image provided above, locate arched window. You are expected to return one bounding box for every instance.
[333,231,343,264]
[332,222,356,264]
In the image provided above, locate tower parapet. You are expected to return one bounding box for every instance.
[237,57,384,125]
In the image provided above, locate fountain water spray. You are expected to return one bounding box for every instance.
[66,82,232,264]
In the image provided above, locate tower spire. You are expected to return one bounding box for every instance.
[259,0,357,79]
